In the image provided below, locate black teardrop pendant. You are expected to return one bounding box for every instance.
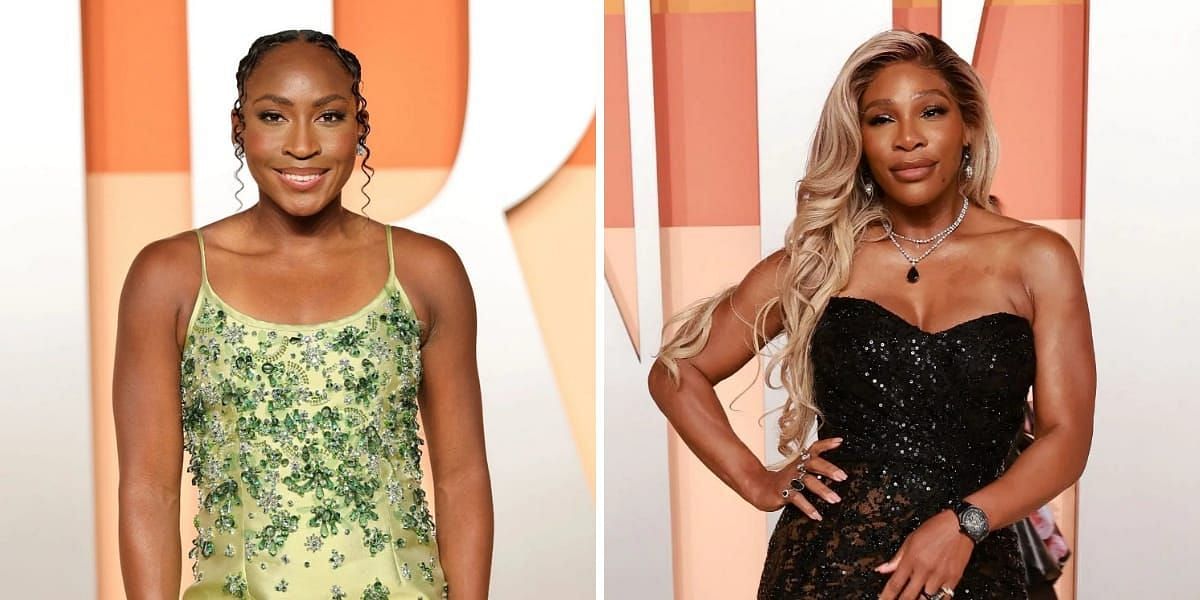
[906,265,920,283]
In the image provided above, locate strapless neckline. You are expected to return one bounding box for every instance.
[828,296,1031,337]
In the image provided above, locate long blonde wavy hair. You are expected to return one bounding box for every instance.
[656,30,1001,462]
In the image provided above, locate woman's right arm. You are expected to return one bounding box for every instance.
[647,251,843,519]
[113,239,189,599]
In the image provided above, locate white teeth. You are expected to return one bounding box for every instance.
[281,172,321,183]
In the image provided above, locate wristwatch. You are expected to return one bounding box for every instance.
[948,499,990,544]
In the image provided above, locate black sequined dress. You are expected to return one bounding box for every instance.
[759,297,1034,599]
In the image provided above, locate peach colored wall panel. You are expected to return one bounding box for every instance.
[508,165,598,491]
[975,3,1086,220]
[604,227,640,353]
[82,0,190,173]
[85,172,193,600]
[660,225,767,598]
[334,0,467,170]
[653,11,761,227]
[342,167,452,221]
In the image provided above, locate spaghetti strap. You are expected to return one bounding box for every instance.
[193,229,209,285]
[385,224,395,275]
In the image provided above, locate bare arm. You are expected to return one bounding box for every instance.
[414,239,493,599]
[965,227,1097,528]
[647,251,845,516]
[113,239,188,599]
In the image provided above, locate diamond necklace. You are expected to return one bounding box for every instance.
[886,195,970,284]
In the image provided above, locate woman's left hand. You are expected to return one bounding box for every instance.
[876,509,975,600]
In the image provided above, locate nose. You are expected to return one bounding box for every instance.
[893,118,926,152]
[283,122,320,160]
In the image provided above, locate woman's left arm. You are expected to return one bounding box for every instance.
[963,227,1096,527]
[416,240,494,599]
[879,228,1096,599]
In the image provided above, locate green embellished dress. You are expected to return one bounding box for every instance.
[179,225,447,599]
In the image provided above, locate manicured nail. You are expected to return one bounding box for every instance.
[834,437,844,444]
[810,511,823,521]
[828,493,841,503]
[834,471,848,481]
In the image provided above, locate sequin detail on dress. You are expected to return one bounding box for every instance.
[758,297,1034,599]
[180,226,447,599]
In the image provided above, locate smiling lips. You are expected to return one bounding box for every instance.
[889,158,937,183]
[274,167,329,191]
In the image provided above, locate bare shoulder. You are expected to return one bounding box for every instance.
[119,229,206,350]
[391,226,470,288]
[123,229,203,307]
[388,227,475,327]
[975,214,1082,296]
[1009,224,1079,285]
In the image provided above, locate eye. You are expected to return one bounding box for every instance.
[318,111,347,123]
[867,114,893,126]
[257,111,285,123]
[922,105,948,118]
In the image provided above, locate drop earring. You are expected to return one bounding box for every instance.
[962,147,974,181]
[860,170,875,198]
[356,142,367,157]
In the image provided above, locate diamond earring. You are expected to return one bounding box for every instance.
[962,148,973,181]
[356,142,367,157]
[860,170,875,198]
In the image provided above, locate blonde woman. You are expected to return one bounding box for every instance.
[648,31,1094,600]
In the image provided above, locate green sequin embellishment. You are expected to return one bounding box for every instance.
[180,279,445,595]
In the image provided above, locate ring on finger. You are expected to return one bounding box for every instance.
[940,587,954,598]
[799,449,812,462]
[781,489,790,499]
[789,477,806,492]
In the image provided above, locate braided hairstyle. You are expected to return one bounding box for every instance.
[231,30,375,215]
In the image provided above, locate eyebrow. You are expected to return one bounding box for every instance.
[861,88,952,113]
[251,93,349,107]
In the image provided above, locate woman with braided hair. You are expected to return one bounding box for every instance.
[114,30,492,599]
[648,30,1094,599]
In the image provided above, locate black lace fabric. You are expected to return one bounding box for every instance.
[758,297,1035,599]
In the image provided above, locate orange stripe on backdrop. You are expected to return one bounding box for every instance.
[604,13,635,229]
[603,11,640,349]
[653,9,760,227]
[334,0,467,172]
[893,5,941,35]
[652,0,756,13]
[83,0,190,172]
[82,1,194,598]
[567,120,597,166]
[651,4,764,596]
[975,2,1086,220]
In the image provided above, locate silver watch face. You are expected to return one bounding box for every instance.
[960,506,989,541]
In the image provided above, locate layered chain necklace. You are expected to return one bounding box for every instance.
[885,195,969,283]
